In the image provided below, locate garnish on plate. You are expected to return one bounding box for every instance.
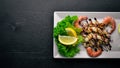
[118,24,120,34]
[54,16,84,57]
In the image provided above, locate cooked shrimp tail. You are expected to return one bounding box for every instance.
[86,47,102,57]
[102,16,116,34]
[74,16,88,28]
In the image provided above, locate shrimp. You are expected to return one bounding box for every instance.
[84,33,103,42]
[74,16,88,28]
[86,47,102,57]
[102,16,116,34]
[75,16,114,57]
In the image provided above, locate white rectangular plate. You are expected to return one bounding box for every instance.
[53,11,120,58]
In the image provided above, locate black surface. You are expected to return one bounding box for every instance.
[0,0,120,68]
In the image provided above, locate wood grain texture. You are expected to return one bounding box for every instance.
[0,0,120,68]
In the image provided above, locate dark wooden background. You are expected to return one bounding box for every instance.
[0,0,120,68]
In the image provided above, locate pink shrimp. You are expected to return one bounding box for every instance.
[74,16,88,28]
[102,16,116,34]
[86,47,102,57]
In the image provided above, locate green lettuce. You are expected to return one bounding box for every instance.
[53,15,84,57]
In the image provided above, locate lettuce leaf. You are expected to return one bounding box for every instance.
[53,15,84,57]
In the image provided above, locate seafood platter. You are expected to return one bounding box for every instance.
[53,12,120,58]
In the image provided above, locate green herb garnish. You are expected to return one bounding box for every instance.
[54,15,84,57]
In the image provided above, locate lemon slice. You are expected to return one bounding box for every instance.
[58,35,78,45]
[65,28,77,37]
[118,24,120,34]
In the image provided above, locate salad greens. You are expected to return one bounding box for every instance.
[54,15,84,57]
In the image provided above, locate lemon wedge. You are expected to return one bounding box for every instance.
[65,28,77,37]
[118,24,120,34]
[58,35,78,45]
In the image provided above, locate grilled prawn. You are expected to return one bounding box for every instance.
[74,16,115,57]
